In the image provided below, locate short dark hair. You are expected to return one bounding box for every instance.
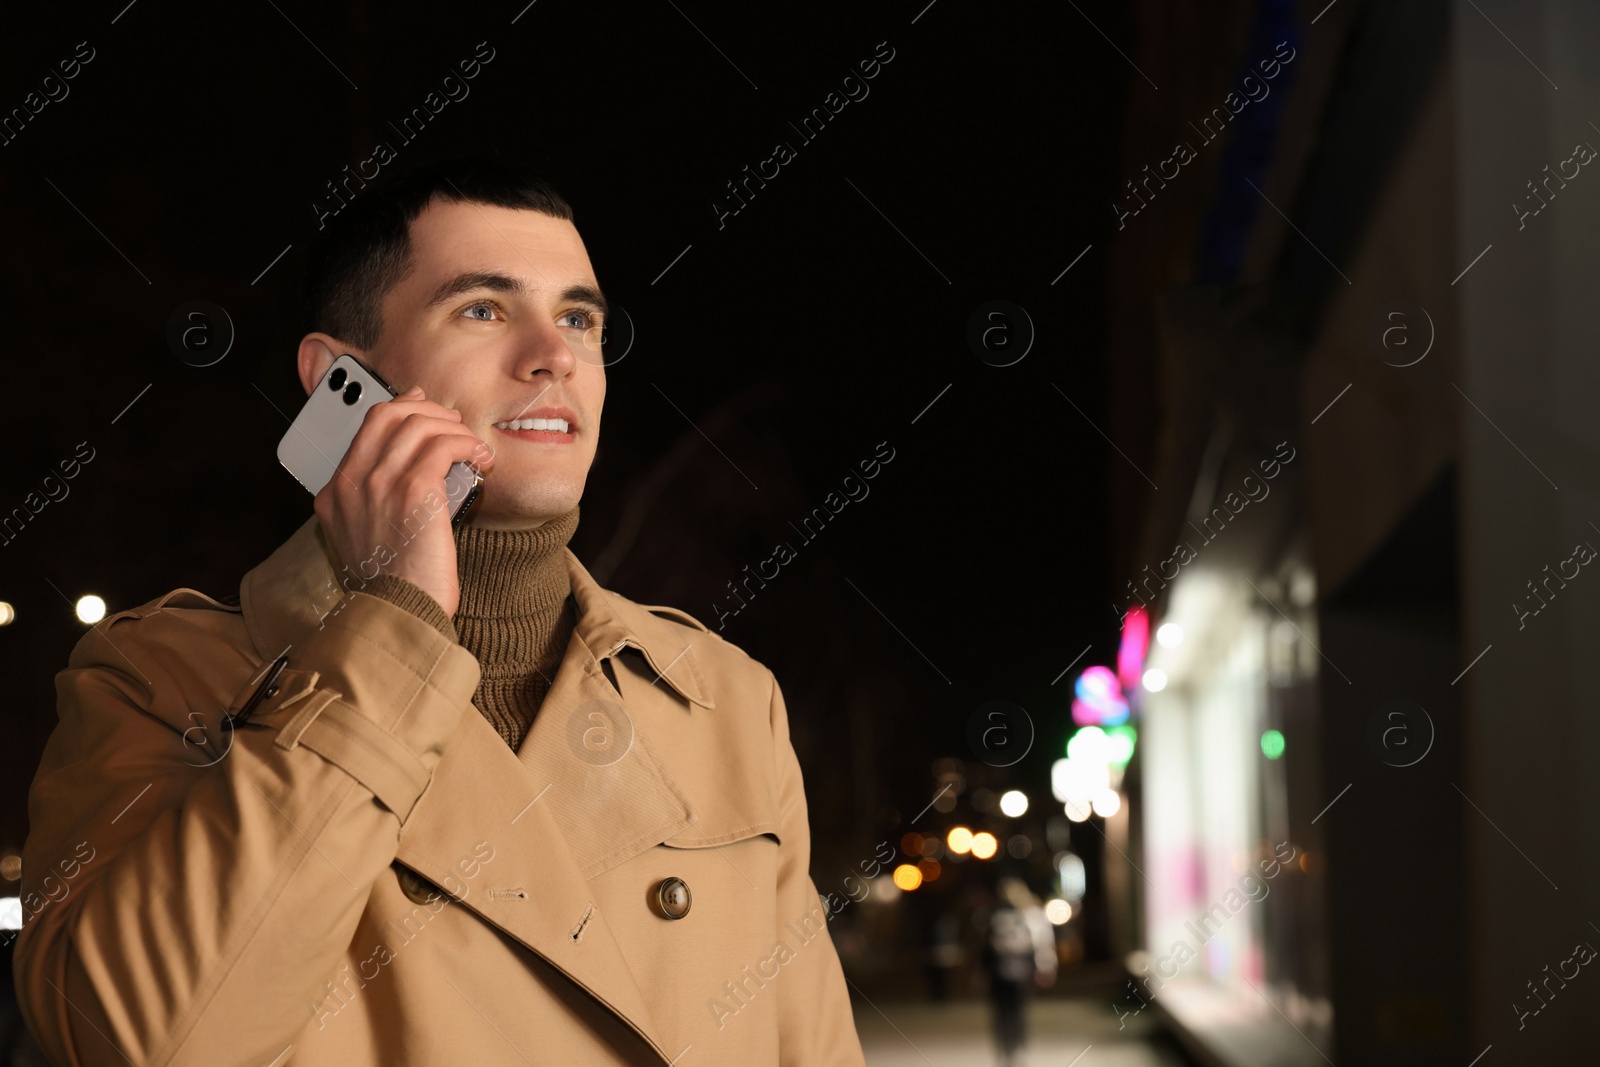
[301,156,574,349]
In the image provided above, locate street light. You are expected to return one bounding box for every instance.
[75,596,106,625]
[999,790,1028,817]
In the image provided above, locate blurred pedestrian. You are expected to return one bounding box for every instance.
[981,877,1058,1067]
[926,911,964,1000]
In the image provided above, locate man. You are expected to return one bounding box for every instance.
[13,157,866,1066]
[981,877,1057,1067]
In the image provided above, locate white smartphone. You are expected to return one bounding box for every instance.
[276,354,483,527]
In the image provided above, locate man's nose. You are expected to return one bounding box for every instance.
[512,320,577,379]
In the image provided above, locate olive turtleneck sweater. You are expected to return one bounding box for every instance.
[356,507,581,753]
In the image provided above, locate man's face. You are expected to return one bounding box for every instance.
[314,199,608,528]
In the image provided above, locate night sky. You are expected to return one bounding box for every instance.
[0,0,1123,886]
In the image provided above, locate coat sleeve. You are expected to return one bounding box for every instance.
[767,674,866,1067]
[12,591,480,1067]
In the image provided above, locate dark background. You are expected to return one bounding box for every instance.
[9,1,1595,1064]
[0,0,1120,930]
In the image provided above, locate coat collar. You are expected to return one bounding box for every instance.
[239,515,713,710]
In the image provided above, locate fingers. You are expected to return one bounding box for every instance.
[336,390,470,480]
[309,384,486,616]
[384,426,494,490]
[313,391,486,544]
[373,412,488,476]
[332,419,484,514]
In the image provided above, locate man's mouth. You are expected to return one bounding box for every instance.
[490,407,577,443]
[493,417,570,433]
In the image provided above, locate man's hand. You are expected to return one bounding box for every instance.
[314,385,494,618]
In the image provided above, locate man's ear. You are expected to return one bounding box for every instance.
[296,334,366,396]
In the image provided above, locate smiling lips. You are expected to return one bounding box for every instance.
[491,409,576,442]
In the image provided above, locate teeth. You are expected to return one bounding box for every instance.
[494,417,570,433]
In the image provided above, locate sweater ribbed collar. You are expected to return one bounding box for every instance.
[453,506,581,623]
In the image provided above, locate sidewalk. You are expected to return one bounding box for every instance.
[855,996,1196,1067]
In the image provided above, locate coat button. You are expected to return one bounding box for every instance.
[653,877,692,920]
[395,864,444,905]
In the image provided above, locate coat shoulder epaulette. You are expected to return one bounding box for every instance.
[641,604,711,633]
[101,587,242,628]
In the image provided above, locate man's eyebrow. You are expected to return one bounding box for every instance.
[423,270,530,309]
[558,284,609,317]
[422,272,609,317]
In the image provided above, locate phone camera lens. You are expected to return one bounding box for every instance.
[343,381,363,405]
[327,368,348,391]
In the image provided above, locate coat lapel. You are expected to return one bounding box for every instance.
[392,699,679,1060]
[512,624,694,878]
[238,517,706,1063]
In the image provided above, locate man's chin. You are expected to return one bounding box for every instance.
[464,482,583,531]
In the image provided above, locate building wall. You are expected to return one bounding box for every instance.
[1451,0,1600,1057]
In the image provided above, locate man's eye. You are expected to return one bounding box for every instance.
[558,310,598,330]
[461,300,500,321]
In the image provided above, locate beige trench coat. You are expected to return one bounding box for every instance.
[13,517,867,1066]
